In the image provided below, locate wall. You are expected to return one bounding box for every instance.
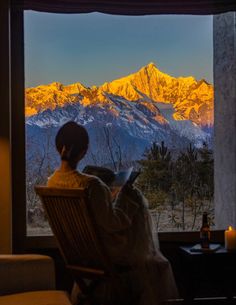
[0,0,12,253]
[214,12,236,229]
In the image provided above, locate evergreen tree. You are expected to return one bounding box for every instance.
[136,141,214,231]
[197,142,214,199]
[171,143,199,230]
[137,141,172,209]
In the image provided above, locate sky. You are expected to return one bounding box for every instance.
[24,12,213,88]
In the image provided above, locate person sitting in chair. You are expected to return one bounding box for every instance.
[48,121,178,305]
[47,121,138,264]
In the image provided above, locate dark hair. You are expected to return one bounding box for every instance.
[55,121,89,162]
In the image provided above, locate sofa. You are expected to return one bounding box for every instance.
[0,254,72,305]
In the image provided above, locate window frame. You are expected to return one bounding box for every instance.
[12,8,223,252]
[11,7,26,252]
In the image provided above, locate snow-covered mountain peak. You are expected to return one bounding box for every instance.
[25,62,213,127]
[139,62,168,77]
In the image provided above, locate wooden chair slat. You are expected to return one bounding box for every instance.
[35,186,112,271]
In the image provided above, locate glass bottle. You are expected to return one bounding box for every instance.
[200,212,210,248]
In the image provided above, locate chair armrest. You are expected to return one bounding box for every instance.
[0,254,56,295]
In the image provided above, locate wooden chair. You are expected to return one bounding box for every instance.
[35,186,136,305]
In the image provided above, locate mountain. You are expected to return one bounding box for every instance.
[25,63,214,167]
[26,62,213,127]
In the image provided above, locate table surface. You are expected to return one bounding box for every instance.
[180,244,236,256]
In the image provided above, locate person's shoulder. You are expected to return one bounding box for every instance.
[78,172,101,185]
[81,172,110,193]
[81,173,111,202]
[47,170,60,186]
[86,173,109,188]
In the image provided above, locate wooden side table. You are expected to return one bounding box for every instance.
[179,245,236,304]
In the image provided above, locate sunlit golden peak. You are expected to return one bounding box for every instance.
[141,62,159,73]
[139,62,169,78]
[146,62,157,69]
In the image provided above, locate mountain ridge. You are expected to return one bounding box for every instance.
[25,62,213,127]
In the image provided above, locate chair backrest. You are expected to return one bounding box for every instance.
[35,186,111,273]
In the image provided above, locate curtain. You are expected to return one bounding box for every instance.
[12,0,236,15]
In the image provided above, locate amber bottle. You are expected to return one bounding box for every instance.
[200,212,210,248]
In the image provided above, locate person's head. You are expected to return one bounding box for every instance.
[55,121,89,169]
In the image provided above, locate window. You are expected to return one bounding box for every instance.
[24,12,213,235]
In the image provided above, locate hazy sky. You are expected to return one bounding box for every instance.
[24,12,213,88]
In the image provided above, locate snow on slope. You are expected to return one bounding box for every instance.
[25,62,213,151]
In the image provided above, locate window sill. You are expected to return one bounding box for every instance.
[24,230,225,251]
[158,230,224,244]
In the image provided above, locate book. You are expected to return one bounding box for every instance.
[112,168,140,188]
[83,165,140,200]
[190,243,221,253]
[83,165,140,190]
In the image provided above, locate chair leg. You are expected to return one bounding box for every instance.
[75,292,100,305]
[73,279,90,305]
[74,278,104,305]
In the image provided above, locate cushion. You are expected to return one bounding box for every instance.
[0,254,55,294]
[0,290,72,305]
